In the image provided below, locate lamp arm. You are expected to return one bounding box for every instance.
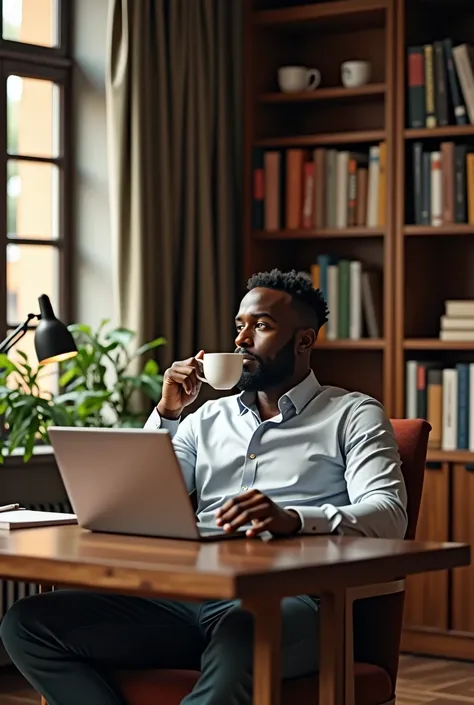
[0,313,39,355]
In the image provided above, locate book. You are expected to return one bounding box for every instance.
[0,510,77,530]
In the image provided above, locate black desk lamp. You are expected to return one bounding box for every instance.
[0,294,78,365]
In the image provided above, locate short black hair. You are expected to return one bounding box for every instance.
[246,268,329,332]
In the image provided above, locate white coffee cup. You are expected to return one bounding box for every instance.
[196,353,243,390]
[341,60,371,88]
[277,66,321,93]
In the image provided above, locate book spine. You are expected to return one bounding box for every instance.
[349,260,362,340]
[338,259,350,338]
[347,157,357,227]
[443,38,468,125]
[442,368,458,451]
[441,141,454,224]
[427,368,442,449]
[457,363,470,449]
[302,160,315,228]
[413,142,423,225]
[424,44,437,128]
[407,46,425,128]
[421,151,431,225]
[326,264,339,340]
[454,144,467,223]
[416,363,427,419]
[430,151,442,226]
[434,40,449,126]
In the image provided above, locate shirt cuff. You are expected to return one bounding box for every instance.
[144,408,181,437]
[284,506,331,534]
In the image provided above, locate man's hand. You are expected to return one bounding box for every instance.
[215,489,302,538]
[157,350,205,420]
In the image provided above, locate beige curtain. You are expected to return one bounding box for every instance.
[106,0,242,372]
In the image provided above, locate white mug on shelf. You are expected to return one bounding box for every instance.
[196,353,243,390]
[277,65,321,93]
[341,60,371,88]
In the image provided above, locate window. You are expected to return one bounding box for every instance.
[0,0,71,391]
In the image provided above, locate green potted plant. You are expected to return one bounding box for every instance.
[0,320,166,463]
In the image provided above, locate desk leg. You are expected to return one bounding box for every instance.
[319,591,345,705]
[243,597,281,705]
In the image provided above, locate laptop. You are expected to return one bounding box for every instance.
[48,426,245,541]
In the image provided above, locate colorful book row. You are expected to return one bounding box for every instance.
[309,256,382,342]
[407,39,474,128]
[251,144,386,231]
[406,360,474,452]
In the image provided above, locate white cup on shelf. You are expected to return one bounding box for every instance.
[341,60,371,88]
[277,66,321,93]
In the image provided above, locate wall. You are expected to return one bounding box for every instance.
[71,0,115,328]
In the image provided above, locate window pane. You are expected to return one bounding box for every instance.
[2,0,59,48]
[6,330,58,396]
[7,160,60,239]
[6,243,60,326]
[7,76,60,158]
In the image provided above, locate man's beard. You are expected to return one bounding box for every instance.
[236,335,296,392]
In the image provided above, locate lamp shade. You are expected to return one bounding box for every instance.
[34,295,78,365]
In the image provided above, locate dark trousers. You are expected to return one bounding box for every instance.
[0,589,320,705]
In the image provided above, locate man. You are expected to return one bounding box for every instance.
[0,269,407,705]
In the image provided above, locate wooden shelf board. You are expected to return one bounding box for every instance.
[427,449,474,464]
[315,339,384,350]
[253,0,387,29]
[404,225,474,236]
[404,339,474,350]
[405,125,474,139]
[253,227,384,240]
[255,130,385,148]
[258,84,386,104]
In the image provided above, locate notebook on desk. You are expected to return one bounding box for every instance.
[0,510,77,530]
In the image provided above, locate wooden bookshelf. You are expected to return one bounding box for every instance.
[258,83,386,103]
[244,0,474,660]
[253,227,384,239]
[254,130,386,147]
[244,0,395,407]
[404,224,474,235]
[394,0,474,660]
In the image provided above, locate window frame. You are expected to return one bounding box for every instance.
[0,0,70,59]
[0,0,72,344]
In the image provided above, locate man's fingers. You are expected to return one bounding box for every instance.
[216,489,261,517]
[167,365,200,395]
[245,517,273,537]
[216,494,265,524]
[165,371,193,395]
[222,504,271,532]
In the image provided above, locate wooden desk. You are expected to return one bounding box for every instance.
[0,526,468,705]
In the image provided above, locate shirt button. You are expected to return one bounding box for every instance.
[249,453,256,459]
[242,485,248,491]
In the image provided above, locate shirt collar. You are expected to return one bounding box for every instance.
[237,370,320,416]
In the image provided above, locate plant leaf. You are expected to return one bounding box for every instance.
[68,323,92,337]
[105,327,135,348]
[136,337,167,357]
[143,358,159,376]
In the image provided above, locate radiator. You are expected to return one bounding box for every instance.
[0,500,73,619]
